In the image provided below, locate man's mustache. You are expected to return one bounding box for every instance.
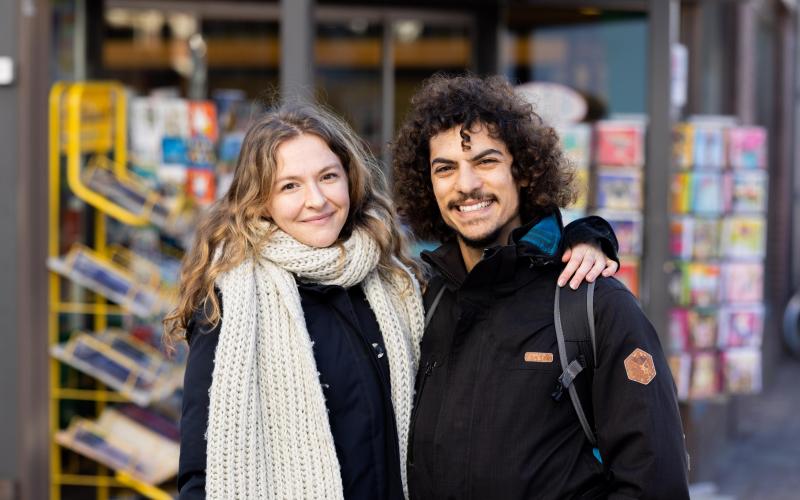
[447,190,496,210]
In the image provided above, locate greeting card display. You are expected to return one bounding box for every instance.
[596,210,642,255]
[727,126,767,170]
[689,351,720,399]
[691,172,724,214]
[595,168,643,211]
[681,262,720,307]
[722,348,762,394]
[595,121,645,167]
[670,173,692,214]
[668,353,691,401]
[718,305,765,348]
[559,123,592,169]
[727,170,768,213]
[692,123,726,169]
[688,308,718,350]
[672,123,694,170]
[720,261,764,303]
[670,217,693,259]
[720,216,766,258]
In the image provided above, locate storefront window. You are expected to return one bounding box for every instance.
[502,9,647,118]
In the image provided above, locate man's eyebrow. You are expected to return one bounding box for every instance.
[470,149,503,161]
[430,157,456,166]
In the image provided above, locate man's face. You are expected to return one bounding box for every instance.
[429,123,523,248]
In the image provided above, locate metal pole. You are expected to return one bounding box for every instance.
[643,0,678,335]
[281,0,314,102]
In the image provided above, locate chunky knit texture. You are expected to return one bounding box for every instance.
[207,226,424,499]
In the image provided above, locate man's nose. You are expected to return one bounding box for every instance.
[455,164,482,194]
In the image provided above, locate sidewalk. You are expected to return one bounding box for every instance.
[693,359,800,500]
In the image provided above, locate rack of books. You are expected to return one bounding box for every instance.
[48,82,255,499]
[667,118,768,400]
[559,119,646,297]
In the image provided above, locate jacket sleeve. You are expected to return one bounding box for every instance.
[177,300,221,500]
[591,280,689,500]
[561,214,620,265]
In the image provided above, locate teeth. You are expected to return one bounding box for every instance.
[458,200,492,213]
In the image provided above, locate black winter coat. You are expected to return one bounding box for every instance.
[177,281,404,500]
[408,214,689,500]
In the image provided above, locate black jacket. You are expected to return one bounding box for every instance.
[178,281,404,500]
[408,214,689,500]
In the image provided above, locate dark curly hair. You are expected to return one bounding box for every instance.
[391,74,577,242]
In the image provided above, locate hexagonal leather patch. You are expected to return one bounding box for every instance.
[624,348,656,385]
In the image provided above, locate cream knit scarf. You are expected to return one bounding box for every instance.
[207,225,423,499]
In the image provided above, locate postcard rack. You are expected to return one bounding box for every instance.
[48,82,177,500]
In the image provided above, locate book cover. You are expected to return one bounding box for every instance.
[682,262,721,307]
[691,218,720,260]
[187,136,216,168]
[670,172,692,214]
[594,121,645,167]
[692,124,726,169]
[722,347,762,394]
[595,210,642,256]
[721,216,766,258]
[727,170,768,213]
[672,123,694,170]
[670,217,693,259]
[720,261,764,303]
[691,172,724,215]
[668,353,692,401]
[718,304,765,348]
[688,308,718,350]
[690,351,721,399]
[129,97,163,169]
[727,126,767,170]
[668,308,691,352]
[595,167,643,211]
[559,123,592,169]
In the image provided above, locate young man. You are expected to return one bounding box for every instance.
[392,75,689,499]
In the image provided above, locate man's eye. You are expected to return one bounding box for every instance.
[479,158,498,165]
[433,165,453,174]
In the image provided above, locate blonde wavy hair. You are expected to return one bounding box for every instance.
[164,103,420,345]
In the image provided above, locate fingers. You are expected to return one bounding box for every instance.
[584,253,607,283]
[602,259,620,277]
[568,254,597,290]
[561,247,572,263]
[558,245,587,287]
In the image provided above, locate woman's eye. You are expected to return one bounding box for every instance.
[321,172,339,181]
[280,182,298,191]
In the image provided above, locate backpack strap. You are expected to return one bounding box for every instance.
[554,281,598,447]
[424,277,448,329]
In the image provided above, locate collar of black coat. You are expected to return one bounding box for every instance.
[421,211,563,290]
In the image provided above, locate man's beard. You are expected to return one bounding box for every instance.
[458,227,504,249]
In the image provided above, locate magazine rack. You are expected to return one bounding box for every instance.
[49,82,176,499]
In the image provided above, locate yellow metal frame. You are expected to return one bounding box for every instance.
[49,82,174,499]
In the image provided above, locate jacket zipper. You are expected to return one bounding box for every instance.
[408,359,437,466]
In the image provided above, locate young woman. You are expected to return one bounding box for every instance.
[166,103,617,500]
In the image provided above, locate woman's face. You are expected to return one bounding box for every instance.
[266,133,350,248]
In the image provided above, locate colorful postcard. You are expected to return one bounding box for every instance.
[668,308,691,353]
[720,261,764,303]
[595,167,643,211]
[688,308,719,350]
[559,123,592,169]
[718,304,765,348]
[670,217,693,259]
[692,123,726,169]
[691,218,720,260]
[672,123,694,170]
[186,168,216,206]
[690,351,721,399]
[691,172,725,215]
[727,126,767,170]
[671,173,692,214]
[596,210,642,256]
[595,121,645,167]
[616,257,640,297]
[668,353,692,401]
[720,216,766,258]
[726,170,768,213]
[722,347,762,394]
[188,100,219,143]
[682,262,721,307]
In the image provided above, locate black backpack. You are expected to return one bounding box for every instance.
[424,279,599,450]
